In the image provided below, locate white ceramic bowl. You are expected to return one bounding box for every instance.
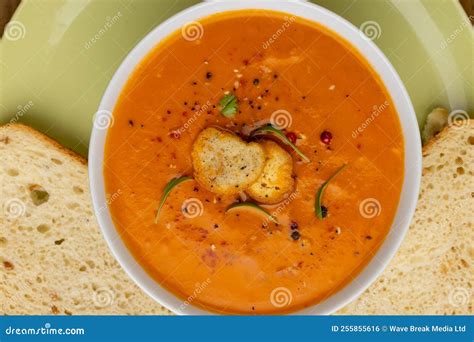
[89,0,422,315]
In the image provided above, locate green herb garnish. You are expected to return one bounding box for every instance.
[219,93,238,117]
[315,164,347,219]
[154,176,193,224]
[226,202,278,224]
[251,124,310,162]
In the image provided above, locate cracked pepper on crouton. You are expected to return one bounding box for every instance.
[247,140,295,204]
[191,127,266,195]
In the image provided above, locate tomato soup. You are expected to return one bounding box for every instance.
[104,10,404,314]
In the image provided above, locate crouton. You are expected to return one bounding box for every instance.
[247,140,294,204]
[191,127,265,195]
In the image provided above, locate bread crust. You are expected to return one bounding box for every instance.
[0,123,87,165]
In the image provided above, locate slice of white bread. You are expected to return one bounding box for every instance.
[0,124,170,315]
[192,127,265,195]
[247,140,295,204]
[338,121,473,315]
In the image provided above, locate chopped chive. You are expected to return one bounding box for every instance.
[251,124,310,162]
[154,176,193,224]
[226,202,278,223]
[315,164,347,219]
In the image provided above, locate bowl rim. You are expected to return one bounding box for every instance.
[89,0,422,315]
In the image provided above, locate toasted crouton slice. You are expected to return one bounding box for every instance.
[191,127,265,195]
[247,140,294,204]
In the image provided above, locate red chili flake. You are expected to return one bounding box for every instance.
[286,132,297,144]
[320,130,332,145]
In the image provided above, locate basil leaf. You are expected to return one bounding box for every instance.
[226,201,278,223]
[251,124,310,162]
[154,176,193,224]
[219,93,238,117]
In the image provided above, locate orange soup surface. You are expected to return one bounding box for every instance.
[104,10,404,314]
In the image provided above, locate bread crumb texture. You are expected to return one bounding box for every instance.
[0,124,171,315]
[338,121,473,315]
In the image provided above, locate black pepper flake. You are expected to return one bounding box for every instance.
[320,206,328,218]
[253,78,260,85]
[184,101,188,105]
[192,81,197,85]
[273,74,278,79]
[167,110,171,114]
[128,120,134,127]
[365,235,373,240]
[290,221,298,230]
[214,224,219,229]
[291,230,301,241]
[206,71,213,79]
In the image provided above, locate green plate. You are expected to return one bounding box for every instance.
[1,0,472,157]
